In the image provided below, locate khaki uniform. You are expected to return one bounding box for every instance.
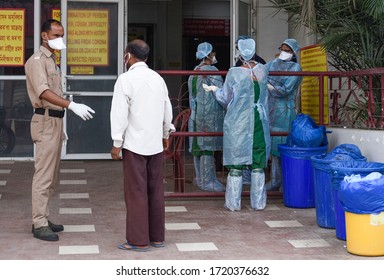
[25,46,64,228]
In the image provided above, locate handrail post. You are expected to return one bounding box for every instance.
[319,75,324,126]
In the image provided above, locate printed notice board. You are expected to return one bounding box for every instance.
[0,9,25,66]
[300,44,329,124]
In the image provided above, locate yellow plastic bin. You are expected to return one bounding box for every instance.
[338,171,384,256]
[345,211,384,256]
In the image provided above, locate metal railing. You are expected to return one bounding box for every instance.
[159,68,384,197]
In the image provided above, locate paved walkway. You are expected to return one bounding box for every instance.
[0,160,382,278]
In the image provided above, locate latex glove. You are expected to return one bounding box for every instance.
[267,83,275,91]
[202,83,218,93]
[62,130,68,146]
[68,101,95,121]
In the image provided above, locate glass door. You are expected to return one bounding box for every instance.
[231,0,252,66]
[60,0,126,159]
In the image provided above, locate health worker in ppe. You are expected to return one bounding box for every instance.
[188,42,225,192]
[234,36,266,185]
[203,38,271,210]
[265,38,303,191]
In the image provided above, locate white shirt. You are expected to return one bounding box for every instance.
[110,62,174,155]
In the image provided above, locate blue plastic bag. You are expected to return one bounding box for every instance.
[325,144,364,160]
[338,172,384,214]
[330,161,384,191]
[287,113,328,147]
[311,143,366,172]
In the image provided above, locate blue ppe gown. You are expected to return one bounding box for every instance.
[188,63,224,154]
[213,64,271,168]
[265,58,302,156]
[188,63,225,191]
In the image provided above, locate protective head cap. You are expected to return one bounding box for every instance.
[238,38,256,61]
[282,38,300,55]
[196,42,213,59]
[236,35,251,45]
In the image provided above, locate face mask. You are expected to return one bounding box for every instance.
[278,51,293,61]
[124,53,131,71]
[209,55,218,65]
[48,37,66,50]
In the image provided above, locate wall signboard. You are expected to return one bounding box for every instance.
[300,44,329,124]
[52,8,109,74]
[183,18,230,37]
[0,8,25,67]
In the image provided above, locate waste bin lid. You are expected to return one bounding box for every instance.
[311,154,366,172]
[330,161,384,172]
[278,144,328,159]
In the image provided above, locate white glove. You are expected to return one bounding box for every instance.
[62,130,68,146]
[68,101,95,121]
[202,83,218,93]
[267,83,275,91]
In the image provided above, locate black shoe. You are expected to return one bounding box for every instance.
[31,220,64,233]
[33,226,59,241]
[48,220,64,232]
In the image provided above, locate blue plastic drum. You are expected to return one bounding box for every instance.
[311,155,366,228]
[279,144,328,208]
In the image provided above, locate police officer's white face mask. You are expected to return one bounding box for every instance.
[48,37,66,50]
[278,51,293,61]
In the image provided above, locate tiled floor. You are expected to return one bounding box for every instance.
[0,159,383,264]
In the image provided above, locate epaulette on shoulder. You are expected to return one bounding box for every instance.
[33,49,45,60]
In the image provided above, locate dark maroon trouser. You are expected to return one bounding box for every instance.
[122,149,165,246]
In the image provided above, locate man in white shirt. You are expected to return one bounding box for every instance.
[110,39,174,252]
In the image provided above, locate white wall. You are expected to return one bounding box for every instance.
[327,127,384,162]
[256,0,288,62]
[256,0,317,62]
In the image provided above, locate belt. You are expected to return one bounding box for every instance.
[34,108,65,118]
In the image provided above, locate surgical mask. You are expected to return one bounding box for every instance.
[209,55,218,65]
[48,38,66,50]
[278,51,293,61]
[235,49,240,60]
[123,53,130,63]
[124,53,131,71]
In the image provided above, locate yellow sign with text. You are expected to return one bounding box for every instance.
[67,9,109,66]
[51,8,62,65]
[300,45,329,124]
[52,8,109,72]
[0,9,25,66]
